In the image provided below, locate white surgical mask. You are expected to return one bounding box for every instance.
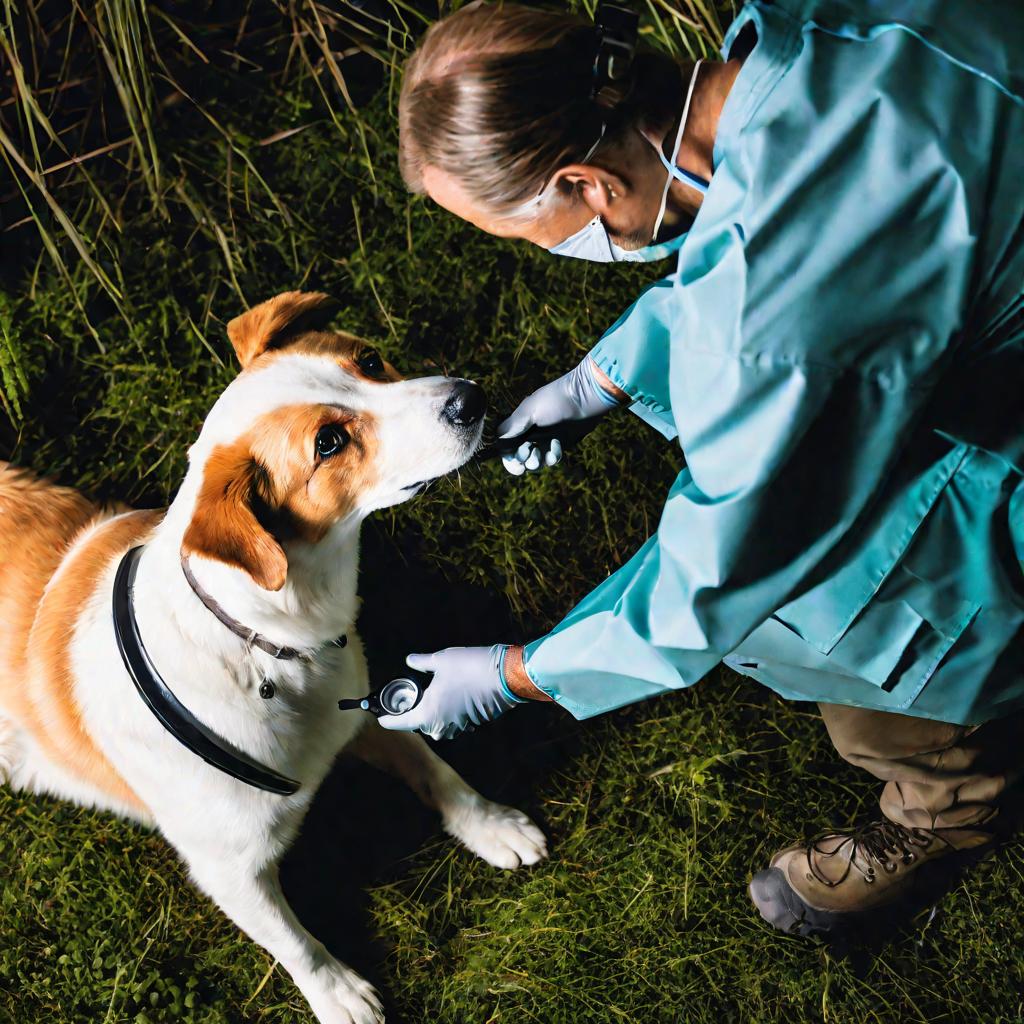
[548,59,709,264]
[548,215,689,262]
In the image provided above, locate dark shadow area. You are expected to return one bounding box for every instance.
[280,518,590,1019]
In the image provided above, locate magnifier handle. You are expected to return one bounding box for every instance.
[337,668,432,715]
[476,416,605,462]
[336,697,369,712]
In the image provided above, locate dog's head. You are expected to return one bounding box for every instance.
[180,291,486,591]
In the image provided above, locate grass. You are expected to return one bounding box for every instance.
[1,2,1023,1023]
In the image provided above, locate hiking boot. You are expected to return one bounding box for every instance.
[748,818,992,937]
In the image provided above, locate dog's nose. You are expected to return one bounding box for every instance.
[441,380,487,426]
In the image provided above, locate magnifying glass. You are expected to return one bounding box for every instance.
[338,671,428,717]
[475,415,605,462]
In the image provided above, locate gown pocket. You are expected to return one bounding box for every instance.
[820,573,980,708]
[770,440,974,702]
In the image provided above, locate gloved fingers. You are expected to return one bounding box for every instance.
[442,720,475,740]
[379,685,437,732]
[379,704,466,739]
[527,438,563,472]
[500,440,537,476]
[377,711,420,732]
[497,409,535,440]
[503,438,563,475]
[413,719,460,742]
[406,652,438,672]
[502,453,527,476]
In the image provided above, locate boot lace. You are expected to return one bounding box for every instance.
[803,819,948,887]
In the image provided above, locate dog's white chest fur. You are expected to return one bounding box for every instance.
[72,538,367,841]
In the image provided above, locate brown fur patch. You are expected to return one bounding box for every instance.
[0,464,98,733]
[250,329,403,383]
[0,462,159,810]
[181,404,378,588]
[182,442,288,591]
[226,291,338,368]
[29,508,161,811]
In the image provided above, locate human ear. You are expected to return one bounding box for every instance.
[550,164,629,218]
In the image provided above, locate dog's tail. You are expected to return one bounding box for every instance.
[0,461,99,697]
[1,462,98,552]
[0,462,100,590]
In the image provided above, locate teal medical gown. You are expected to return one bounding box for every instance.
[522,0,1024,726]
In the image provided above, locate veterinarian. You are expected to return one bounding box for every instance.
[382,0,1024,934]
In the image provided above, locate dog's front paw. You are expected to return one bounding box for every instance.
[303,960,384,1024]
[445,797,548,869]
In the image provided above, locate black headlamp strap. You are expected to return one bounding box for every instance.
[590,1,640,109]
[113,545,301,796]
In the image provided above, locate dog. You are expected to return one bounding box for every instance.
[0,291,547,1024]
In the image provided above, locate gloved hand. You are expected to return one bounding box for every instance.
[377,645,524,740]
[497,356,623,475]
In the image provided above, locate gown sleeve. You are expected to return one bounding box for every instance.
[523,334,950,719]
[589,278,679,440]
[523,0,1018,720]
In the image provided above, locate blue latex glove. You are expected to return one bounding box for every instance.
[377,645,524,740]
[497,357,622,475]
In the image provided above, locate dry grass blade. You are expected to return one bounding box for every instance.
[170,179,248,306]
[1,2,121,228]
[87,0,167,215]
[0,123,122,309]
[41,136,132,175]
[1,13,57,164]
[149,5,210,65]
[290,0,378,193]
[643,0,729,56]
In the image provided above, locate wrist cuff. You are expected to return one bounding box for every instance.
[583,357,623,408]
[496,645,527,704]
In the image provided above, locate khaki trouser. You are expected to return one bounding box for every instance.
[819,704,1023,833]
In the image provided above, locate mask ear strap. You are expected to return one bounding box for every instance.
[650,162,674,242]
[649,59,704,240]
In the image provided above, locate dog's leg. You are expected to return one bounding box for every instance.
[183,854,383,1024]
[346,725,547,869]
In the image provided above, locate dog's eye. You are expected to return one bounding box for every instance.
[315,424,348,459]
[357,349,385,378]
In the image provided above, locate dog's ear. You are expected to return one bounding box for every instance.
[182,441,287,591]
[226,291,339,369]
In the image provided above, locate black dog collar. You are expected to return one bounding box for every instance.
[113,545,301,796]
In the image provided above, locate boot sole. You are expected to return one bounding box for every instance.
[748,867,849,938]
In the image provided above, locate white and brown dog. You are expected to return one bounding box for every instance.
[0,291,546,1024]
